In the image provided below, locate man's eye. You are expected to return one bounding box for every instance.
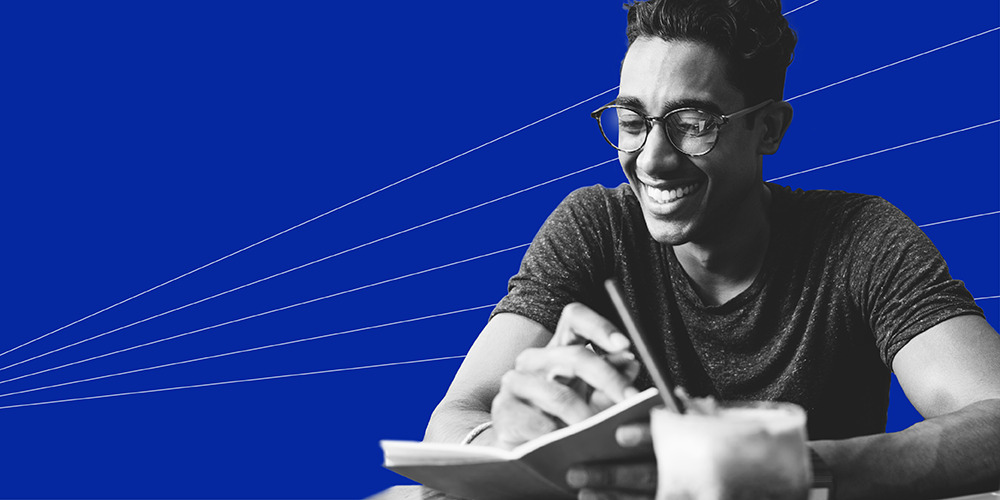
[619,118,645,134]
[675,119,711,136]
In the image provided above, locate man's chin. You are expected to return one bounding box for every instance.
[644,215,694,246]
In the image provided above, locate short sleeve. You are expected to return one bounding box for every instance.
[490,186,618,333]
[847,198,983,369]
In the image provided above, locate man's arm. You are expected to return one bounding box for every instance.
[568,315,1000,499]
[425,306,639,448]
[811,314,1000,500]
[423,313,550,444]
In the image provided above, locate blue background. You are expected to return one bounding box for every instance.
[1,1,997,497]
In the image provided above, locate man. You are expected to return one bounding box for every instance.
[424,0,1000,498]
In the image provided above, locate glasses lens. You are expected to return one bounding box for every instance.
[665,109,718,156]
[599,107,646,152]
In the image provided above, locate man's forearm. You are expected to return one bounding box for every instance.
[424,399,495,445]
[811,399,1000,500]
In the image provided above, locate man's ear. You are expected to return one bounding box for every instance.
[756,101,793,155]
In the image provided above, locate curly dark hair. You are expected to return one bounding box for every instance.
[625,0,797,106]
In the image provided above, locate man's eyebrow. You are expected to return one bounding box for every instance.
[613,95,646,110]
[613,96,725,115]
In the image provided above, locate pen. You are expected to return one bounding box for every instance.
[604,278,686,414]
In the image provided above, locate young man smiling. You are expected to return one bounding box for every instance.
[424,1,1000,498]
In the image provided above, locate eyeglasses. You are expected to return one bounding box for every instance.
[590,99,773,157]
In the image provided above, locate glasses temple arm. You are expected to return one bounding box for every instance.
[722,99,776,122]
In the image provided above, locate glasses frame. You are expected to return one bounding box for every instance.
[590,99,774,157]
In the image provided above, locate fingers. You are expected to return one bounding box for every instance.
[552,303,632,353]
[615,422,653,448]
[490,302,642,450]
[566,462,658,494]
[501,369,594,423]
[491,386,559,449]
[591,351,642,409]
[491,369,596,449]
[564,424,655,499]
[516,346,639,404]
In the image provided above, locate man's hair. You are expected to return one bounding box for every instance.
[626,0,797,106]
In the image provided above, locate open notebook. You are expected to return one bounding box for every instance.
[381,386,834,500]
[381,388,661,500]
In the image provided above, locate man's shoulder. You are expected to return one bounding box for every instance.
[769,183,898,226]
[770,183,887,208]
[768,184,922,267]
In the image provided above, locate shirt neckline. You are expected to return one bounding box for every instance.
[662,184,783,314]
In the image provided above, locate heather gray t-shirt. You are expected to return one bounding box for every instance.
[492,183,982,439]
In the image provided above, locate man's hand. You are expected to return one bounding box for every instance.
[490,303,641,449]
[566,422,657,500]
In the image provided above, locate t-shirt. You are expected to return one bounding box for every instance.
[492,183,983,440]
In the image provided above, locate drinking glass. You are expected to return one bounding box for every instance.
[650,401,812,500]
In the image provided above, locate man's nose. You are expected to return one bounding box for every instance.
[635,122,683,176]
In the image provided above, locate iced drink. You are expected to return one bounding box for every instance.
[650,401,811,500]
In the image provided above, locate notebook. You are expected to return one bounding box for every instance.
[381,388,661,500]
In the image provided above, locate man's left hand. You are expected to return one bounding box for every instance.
[567,422,657,500]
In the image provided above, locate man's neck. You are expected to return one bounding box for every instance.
[673,183,773,306]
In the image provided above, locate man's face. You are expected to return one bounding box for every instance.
[618,37,764,245]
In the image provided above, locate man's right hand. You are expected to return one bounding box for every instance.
[490,302,641,449]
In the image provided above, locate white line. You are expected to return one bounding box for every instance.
[0,244,527,386]
[11,297,998,410]
[0,87,618,362]
[0,355,469,412]
[919,211,1000,228]
[0,157,612,375]
[0,0,959,371]
[766,120,1000,182]
[783,0,822,16]
[0,304,495,400]
[11,20,970,366]
[787,27,999,102]
[4,290,996,407]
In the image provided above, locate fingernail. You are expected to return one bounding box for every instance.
[566,467,588,488]
[608,332,630,350]
[616,425,642,447]
[624,386,640,399]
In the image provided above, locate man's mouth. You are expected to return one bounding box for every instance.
[643,181,702,204]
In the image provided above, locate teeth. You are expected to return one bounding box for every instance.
[645,182,699,203]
